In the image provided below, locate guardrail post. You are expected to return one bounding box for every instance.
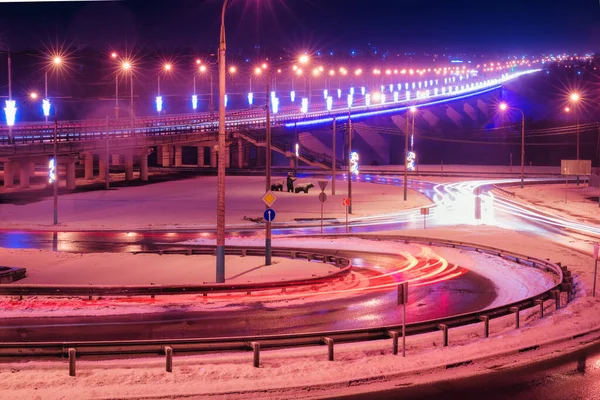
[510,307,520,329]
[535,299,544,318]
[322,337,334,361]
[290,251,297,259]
[437,324,448,347]
[551,289,561,310]
[164,346,173,373]
[479,316,489,338]
[68,348,76,377]
[250,342,260,368]
[387,330,399,355]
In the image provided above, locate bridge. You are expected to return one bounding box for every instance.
[0,69,538,189]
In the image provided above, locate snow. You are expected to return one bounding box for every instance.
[362,164,562,175]
[0,175,431,231]
[0,236,556,319]
[499,183,600,225]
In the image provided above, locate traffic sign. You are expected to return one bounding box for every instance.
[319,192,327,203]
[342,197,351,207]
[420,207,429,216]
[318,180,328,191]
[594,243,599,259]
[261,191,277,207]
[264,208,276,222]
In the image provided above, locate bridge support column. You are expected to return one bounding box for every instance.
[29,162,36,178]
[174,146,183,167]
[3,161,14,188]
[66,161,76,190]
[19,162,31,189]
[289,156,296,170]
[161,145,172,167]
[156,146,163,166]
[84,154,94,180]
[237,138,244,168]
[111,154,120,165]
[139,153,148,181]
[210,146,217,168]
[99,159,107,180]
[197,146,205,167]
[125,155,134,181]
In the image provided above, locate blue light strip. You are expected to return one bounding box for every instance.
[285,84,503,128]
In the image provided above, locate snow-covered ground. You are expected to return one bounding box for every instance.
[500,183,600,225]
[362,164,562,175]
[0,236,556,318]
[1,227,597,400]
[0,175,431,231]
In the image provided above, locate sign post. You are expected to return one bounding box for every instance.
[594,243,599,297]
[420,207,429,229]
[342,197,351,233]
[397,282,409,357]
[261,191,277,266]
[318,181,328,234]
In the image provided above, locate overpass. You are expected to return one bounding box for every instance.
[0,69,539,189]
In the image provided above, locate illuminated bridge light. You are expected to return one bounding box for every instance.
[290,90,296,103]
[424,81,428,88]
[361,87,366,96]
[412,82,416,90]
[42,99,51,117]
[381,93,386,104]
[323,89,328,100]
[272,97,279,114]
[224,95,228,108]
[350,87,355,96]
[347,94,353,108]
[434,88,438,95]
[380,85,385,93]
[247,92,253,105]
[365,93,371,106]
[406,90,411,100]
[326,96,333,111]
[389,84,393,92]
[405,83,409,90]
[337,88,342,99]
[301,98,309,113]
[397,83,402,91]
[155,96,163,113]
[418,81,422,88]
[4,100,17,126]
[393,92,399,102]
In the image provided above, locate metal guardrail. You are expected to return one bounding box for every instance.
[0,246,350,297]
[0,237,573,372]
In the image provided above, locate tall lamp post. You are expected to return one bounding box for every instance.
[121,61,134,136]
[156,63,172,116]
[110,52,119,118]
[570,92,581,185]
[404,107,417,201]
[199,64,214,115]
[499,102,526,189]
[216,0,230,284]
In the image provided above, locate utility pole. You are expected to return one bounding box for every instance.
[404,113,409,201]
[347,111,353,214]
[53,107,58,225]
[332,117,336,195]
[265,75,272,266]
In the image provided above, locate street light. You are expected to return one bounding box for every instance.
[216,0,230,283]
[499,102,526,188]
[121,60,134,136]
[404,107,417,201]
[156,63,173,115]
[199,64,214,114]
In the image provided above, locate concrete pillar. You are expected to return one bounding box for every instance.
[19,162,30,189]
[140,153,148,181]
[112,154,120,165]
[156,146,164,166]
[237,138,244,168]
[210,146,217,168]
[66,161,76,190]
[84,154,94,180]
[99,159,106,179]
[197,146,205,167]
[162,145,172,167]
[289,156,296,169]
[125,154,134,181]
[225,145,230,168]
[29,162,36,178]
[174,146,183,167]
[3,161,14,188]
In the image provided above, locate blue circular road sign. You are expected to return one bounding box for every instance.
[264,208,276,222]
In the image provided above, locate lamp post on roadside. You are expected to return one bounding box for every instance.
[404,107,417,201]
[199,64,214,115]
[110,52,119,118]
[216,0,230,283]
[499,102,526,189]
[570,92,581,185]
[121,60,134,136]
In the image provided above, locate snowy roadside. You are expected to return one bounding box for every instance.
[0,175,431,231]
[497,183,600,226]
[2,229,595,399]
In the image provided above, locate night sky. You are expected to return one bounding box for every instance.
[0,0,599,54]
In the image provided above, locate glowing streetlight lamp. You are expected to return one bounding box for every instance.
[499,102,526,188]
[299,54,309,65]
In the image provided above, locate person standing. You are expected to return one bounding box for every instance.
[286,172,297,192]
